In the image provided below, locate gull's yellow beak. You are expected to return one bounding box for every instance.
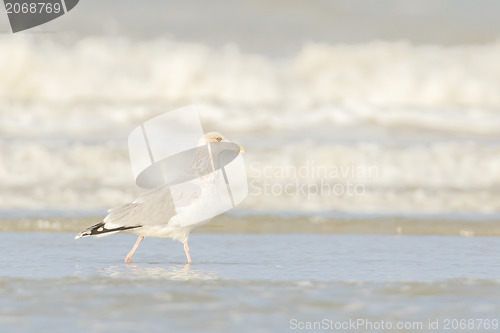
[239,146,245,154]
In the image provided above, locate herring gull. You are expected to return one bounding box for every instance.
[75,131,244,263]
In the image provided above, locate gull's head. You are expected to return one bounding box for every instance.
[198,131,244,153]
[202,131,229,144]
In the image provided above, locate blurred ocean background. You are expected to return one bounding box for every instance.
[1,1,500,332]
[1,0,500,220]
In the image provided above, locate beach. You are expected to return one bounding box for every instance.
[1,214,500,332]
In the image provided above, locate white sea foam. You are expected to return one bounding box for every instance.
[1,36,500,134]
[1,138,499,214]
[1,36,499,214]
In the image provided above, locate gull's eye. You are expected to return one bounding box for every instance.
[216,137,222,142]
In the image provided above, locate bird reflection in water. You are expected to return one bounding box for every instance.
[100,263,219,280]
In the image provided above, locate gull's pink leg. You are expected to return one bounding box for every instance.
[183,241,192,264]
[125,236,144,263]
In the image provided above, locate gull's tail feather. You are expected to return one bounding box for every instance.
[74,222,141,239]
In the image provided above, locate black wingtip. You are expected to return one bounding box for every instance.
[75,222,141,239]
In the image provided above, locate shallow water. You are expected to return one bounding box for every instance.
[1,232,499,332]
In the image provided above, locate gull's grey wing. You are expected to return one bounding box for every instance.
[104,183,202,229]
[75,183,202,239]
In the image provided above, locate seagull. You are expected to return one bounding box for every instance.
[75,131,244,264]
